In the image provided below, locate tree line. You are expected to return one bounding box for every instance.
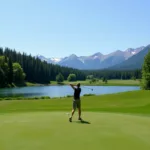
[1,46,149,89]
[0,55,26,87]
[0,47,86,87]
[84,69,141,80]
[141,49,150,90]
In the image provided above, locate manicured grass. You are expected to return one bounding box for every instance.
[0,90,150,150]
[8,79,140,88]
[50,79,140,86]
[0,90,149,114]
[0,112,150,150]
[105,79,140,86]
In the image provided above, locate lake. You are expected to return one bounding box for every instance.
[0,85,140,98]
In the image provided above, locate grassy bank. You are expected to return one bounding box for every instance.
[1,82,49,88]
[0,90,149,114]
[25,82,51,86]
[50,79,140,86]
[1,79,139,88]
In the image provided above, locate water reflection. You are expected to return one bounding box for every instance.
[0,85,140,98]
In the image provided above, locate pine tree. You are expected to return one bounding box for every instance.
[8,58,13,85]
[0,47,3,55]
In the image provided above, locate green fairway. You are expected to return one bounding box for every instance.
[0,90,150,150]
[0,112,150,150]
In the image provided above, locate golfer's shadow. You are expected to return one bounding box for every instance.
[75,120,91,124]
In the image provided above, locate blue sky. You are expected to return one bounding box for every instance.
[0,0,150,57]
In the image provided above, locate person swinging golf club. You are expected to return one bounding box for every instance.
[69,83,82,122]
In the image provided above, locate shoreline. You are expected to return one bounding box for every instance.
[0,90,149,114]
[0,79,140,89]
[0,88,140,100]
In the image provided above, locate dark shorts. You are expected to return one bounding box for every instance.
[73,99,81,110]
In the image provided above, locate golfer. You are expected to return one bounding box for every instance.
[69,83,82,122]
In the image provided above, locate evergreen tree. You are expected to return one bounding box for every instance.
[8,58,13,84]
[0,47,3,55]
[0,66,5,87]
[141,50,150,90]
[0,56,9,86]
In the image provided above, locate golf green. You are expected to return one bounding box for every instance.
[0,112,150,150]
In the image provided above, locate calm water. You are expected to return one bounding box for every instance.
[0,85,140,98]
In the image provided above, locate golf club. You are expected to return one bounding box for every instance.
[82,86,93,91]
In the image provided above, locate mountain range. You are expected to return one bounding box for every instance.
[36,44,150,70]
[109,44,150,70]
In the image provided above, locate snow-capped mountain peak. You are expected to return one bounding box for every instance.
[50,57,62,63]
[36,45,146,69]
[131,51,136,55]
[125,48,134,53]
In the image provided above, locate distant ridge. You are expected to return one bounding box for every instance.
[36,45,148,70]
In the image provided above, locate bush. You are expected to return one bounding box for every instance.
[89,78,99,84]
[67,74,76,81]
[83,94,95,96]
[56,73,64,83]
[66,95,73,97]
[87,75,94,80]
[102,77,108,84]
[41,96,51,99]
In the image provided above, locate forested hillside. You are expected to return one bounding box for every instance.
[84,69,141,80]
[0,47,86,87]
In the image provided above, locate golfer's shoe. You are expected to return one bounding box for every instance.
[78,117,83,121]
[69,117,72,122]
